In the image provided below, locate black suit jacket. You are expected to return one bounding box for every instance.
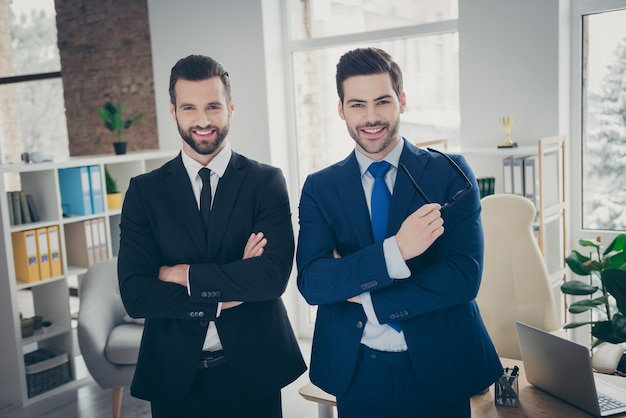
[118,151,306,404]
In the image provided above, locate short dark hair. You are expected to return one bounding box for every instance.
[335,47,403,103]
[169,55,232,106]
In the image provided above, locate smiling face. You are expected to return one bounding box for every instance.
[170,76,234,165]
[338,73,406,160]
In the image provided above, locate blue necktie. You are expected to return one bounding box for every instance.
[368,161,401,333]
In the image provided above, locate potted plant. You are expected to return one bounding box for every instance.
[560,234,626,348]
[105,167,122,210]
[97,101,144,155]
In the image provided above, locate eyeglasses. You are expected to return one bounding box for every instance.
[399,148,473,210]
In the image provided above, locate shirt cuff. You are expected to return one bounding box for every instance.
[186,265,191,295]
[359,292,380,325]
[383,236,411,279]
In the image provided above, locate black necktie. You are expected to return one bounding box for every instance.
[198,168,212,228]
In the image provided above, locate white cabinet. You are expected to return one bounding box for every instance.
[0,150,176,406]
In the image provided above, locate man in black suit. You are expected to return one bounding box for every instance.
[117,54,306,418]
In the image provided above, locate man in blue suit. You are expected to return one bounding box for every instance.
[297,47,502,417]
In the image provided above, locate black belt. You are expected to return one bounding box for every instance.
[198,350,226,369]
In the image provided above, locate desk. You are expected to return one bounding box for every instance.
[299,358,626,418]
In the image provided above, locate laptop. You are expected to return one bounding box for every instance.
[516,321,626,417]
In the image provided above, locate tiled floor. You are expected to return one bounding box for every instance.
[0,338,328,418]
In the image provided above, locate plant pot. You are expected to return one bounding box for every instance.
[107,193,123,210]
[113,142,127,155]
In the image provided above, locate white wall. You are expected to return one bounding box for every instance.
[459,0,566,148]
[147,0,272,164]
[146,0,572,336]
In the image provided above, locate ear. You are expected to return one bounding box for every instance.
[169,102,176,120]
[338,99,345,120]
[229,99,235,114]
[399,92,407,114]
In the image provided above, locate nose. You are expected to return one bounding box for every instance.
[197,110,211,127]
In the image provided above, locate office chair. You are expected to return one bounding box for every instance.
[77,258,143,418]
[476,194,559,360]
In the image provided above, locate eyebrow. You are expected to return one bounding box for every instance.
[345,94,394,104]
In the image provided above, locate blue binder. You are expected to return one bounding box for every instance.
[59,166,93,216]
[88,165,105,214]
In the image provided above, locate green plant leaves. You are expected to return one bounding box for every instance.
[560,280,598,295]
[96,101,144,141]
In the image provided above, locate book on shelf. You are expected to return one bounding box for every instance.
[88,165,105,214]
[11,230,40,283]
[26,194,41,222]
[58,166,93,216]
[477,176,495,198]
[7,192,15,226]
[502,156,514,194]
[64,220,95,268]
[10,191,22,225]
[19,191,32,223]
[35,228,51,280]
[96,217,108,261]
[46,225,63,277]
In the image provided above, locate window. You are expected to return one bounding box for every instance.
[0,0,68,171]
[580,8,626,231]
[284,0,459,333]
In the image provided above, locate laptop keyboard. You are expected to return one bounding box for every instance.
[598,392,626,411]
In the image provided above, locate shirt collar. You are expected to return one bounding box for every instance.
[181,141,232,181]
[355,138,404,177]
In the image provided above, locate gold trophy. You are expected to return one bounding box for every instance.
[498,116,518,148]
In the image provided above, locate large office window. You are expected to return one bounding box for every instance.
[0,0,68,170]
[284,0,459,331]
[577,4,626,232]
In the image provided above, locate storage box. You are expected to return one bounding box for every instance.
[24,348,71,398]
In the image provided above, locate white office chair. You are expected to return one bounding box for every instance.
[476,194,559,360]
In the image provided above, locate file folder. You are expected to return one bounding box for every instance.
[90,219,102,263]
[88,165,105,214]
[502,156,514,194]
[523,155,539,210]
[96,217,108,260]
[11,230,40,283]
[59,166,93,216]
[47,225,63,277]
[64,220,95,268]
[35,228,51,280]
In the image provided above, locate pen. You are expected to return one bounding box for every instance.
[507,365,519,386]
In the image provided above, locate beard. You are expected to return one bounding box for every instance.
[177,121,229,156]
[347,117,400,155]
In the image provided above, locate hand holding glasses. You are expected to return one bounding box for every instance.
[399,148,473,210]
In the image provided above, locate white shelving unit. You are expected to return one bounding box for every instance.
[0,149,176,407]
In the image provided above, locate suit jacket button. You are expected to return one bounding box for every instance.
[356,321,364,329]
[215,291,221,297]
[201,291,207,298]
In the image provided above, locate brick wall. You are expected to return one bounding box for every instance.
[55,0,158,156]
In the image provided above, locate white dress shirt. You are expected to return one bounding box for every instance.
[181,142,232,352]
[354,140,410,352]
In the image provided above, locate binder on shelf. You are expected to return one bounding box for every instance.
[64,220,95,268]
[19,191,32,223]
[35,228,51,280]
[58,166,93,216]
[26,194,41,222]
[96,217,108,260]
[90,219,102,263]
[10,191,23,224]
[512,155,530,196]
[7,192,15,226]
[88,165,105,214]
[523,154,539,210]
[46,225,63,277]
[11,230,40,283]
[502,156,514,194]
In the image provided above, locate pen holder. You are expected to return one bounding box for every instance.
[495,373,519,407]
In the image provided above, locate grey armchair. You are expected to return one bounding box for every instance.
[77,258,143,418]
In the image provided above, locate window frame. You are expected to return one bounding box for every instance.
[279,0,459,337]
[570,0,626,246]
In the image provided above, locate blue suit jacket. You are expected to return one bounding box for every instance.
[297,140,502,401]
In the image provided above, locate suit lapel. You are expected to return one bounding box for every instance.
[388,142,431,235]
[333,152,374,247]
[206,152,246,257]
[166,154,206,253]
